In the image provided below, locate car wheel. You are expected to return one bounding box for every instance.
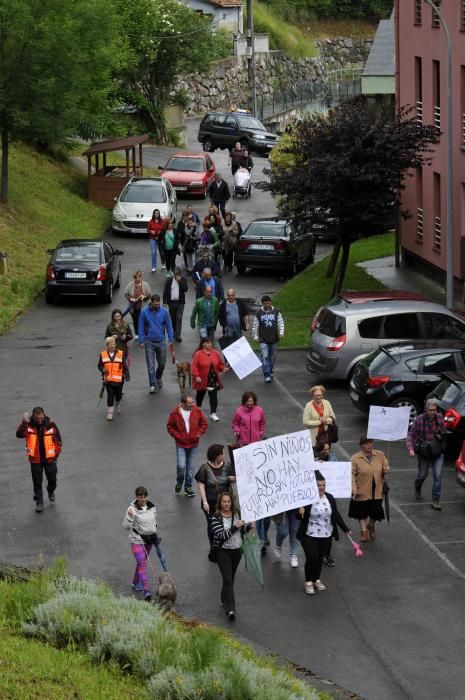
[45,292,55,305]
[203,138,214,152]
[103,283,113,304]
[237,263,247,275]
[389,397,420,424]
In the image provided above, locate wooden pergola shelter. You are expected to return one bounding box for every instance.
[83,134,150,208]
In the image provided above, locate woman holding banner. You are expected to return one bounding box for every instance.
[296,470,350,596]
[210,491,252,620]
[349,437,390,542]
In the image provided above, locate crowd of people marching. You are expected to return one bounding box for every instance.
[16,175,445,619]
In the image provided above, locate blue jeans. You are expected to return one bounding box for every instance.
[149,239,158,270]
[276,512,299,557]
[415,454,444,500]
[259,342,277,378]
[176,446,198,489]
[144,341,166,387]
[255,517,271,544]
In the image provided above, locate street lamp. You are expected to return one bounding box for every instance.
[422,0,453,309]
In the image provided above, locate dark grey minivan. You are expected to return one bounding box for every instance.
[306,291,465,381]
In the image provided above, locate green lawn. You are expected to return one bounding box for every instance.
[0,143,111,333]
[274,232,394,348]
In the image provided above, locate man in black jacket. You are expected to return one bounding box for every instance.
[208,173,230,217]
[218,288,248,341]
[163,267,188,342]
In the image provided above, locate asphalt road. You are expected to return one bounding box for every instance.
[2,122,465,700]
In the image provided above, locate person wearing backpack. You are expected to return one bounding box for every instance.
[407,398,446,510]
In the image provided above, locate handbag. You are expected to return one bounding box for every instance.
[208,544,219,563]
[133,529,159,546]
[327,421,339,443]
[207,363,218,392]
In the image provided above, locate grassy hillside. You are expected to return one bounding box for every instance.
[0,144,110,333]
[252,1,377,58]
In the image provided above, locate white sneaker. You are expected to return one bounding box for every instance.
[273,545,282,560]
[161,264,166,269]
[314,580,326,591]
[151,267,156,272]
[305,582,314,595]
[290,555,299,568]
[149,386,157,394]
[210,413,219,422]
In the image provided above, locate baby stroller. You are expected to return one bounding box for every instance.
[232,167,252,199]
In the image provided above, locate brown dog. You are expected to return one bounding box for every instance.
[157,571,177,612]
[176,361,191,391]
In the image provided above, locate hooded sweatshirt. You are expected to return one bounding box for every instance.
[122,499,157,544]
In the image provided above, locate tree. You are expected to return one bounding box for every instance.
[115,0,222,143]
[258,101,439,295]
[0,0,122,202]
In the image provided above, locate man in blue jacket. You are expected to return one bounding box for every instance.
[139,294,174,393]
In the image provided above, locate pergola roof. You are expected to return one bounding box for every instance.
[83,134,149,157]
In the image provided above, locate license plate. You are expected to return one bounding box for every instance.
[65,272,86,279]
[350,390,359,401]
[249,244,274,250]
[174,186,187,191]
[130,228,143,233]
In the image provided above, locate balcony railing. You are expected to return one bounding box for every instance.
[433,105,441,131]
[416,100,423,124]
[462,113,465,145]
[416,207,424,241]
[414,0,422,25]
[434,215,442,250]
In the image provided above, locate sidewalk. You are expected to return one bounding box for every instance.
[358,255,465,312]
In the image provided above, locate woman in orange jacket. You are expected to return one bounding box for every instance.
[191,337,228,422]
[98,336,129,421]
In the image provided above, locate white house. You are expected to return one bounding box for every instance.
[183,0,243,34]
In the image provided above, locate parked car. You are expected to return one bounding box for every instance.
[349,341,465,421]
[45,239,123,304]
[454,440,465,489]
[307,291,465,381]
[198,111,279,154]
[429,371,465,457]
[111,176,177,235]
[235,218,315,276]
[160,152,216,198]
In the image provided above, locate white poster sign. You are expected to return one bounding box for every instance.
[367,405,411,441]
[222,336,262,380]
[314,462,352,498]
[234,430,318,521]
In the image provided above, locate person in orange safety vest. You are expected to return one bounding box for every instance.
[98,336,130,421]
[16,406,62,513]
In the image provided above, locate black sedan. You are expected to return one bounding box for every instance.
[349,341,465,421]
[235,218,315,276]
[45,239,123,304]
[429,371,465,457]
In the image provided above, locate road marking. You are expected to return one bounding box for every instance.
[432,540,465,545]
[276,376,465,579]
[396,500,464,506]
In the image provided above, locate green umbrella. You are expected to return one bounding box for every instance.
[241,530,264,589]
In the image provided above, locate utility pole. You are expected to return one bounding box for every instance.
[246,0,257,116]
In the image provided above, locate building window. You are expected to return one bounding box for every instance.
[433,60,441,131]
[433,172,441,251]
[431,0,441,28]
[416,168,424,242]
[461,1,465,31]
[414,0,422,25]
[415,57,423,123]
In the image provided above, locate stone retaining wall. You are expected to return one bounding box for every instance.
[174,37,372,116]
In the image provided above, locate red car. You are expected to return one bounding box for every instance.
[160,152,216,198]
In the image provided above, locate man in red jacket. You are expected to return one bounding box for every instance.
[167,391,208,497]
[16,406,62,513]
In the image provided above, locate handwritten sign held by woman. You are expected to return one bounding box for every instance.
[234,430,318,521]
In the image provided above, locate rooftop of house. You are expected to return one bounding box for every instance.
[362,15,394,77]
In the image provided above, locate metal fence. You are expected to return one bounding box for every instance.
[257,66,364,122]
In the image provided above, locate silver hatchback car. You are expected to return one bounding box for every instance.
[306,291,465,381]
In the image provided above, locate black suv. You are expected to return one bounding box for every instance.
[198,111,279,154]
[350,341,465,421]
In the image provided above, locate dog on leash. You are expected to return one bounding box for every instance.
[176,361,191,391]
[157,571,177,612]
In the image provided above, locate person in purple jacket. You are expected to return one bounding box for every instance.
[232,391,266,446]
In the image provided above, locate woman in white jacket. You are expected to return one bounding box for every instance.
[122,486,158,601]
[303,385,336,448]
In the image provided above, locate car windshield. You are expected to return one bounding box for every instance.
[165,158,204,173]
[120,183,166,203]
[245,222,287,238]
[237,116,266,131]
[433,379,463,404]
[55,244,100,262]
